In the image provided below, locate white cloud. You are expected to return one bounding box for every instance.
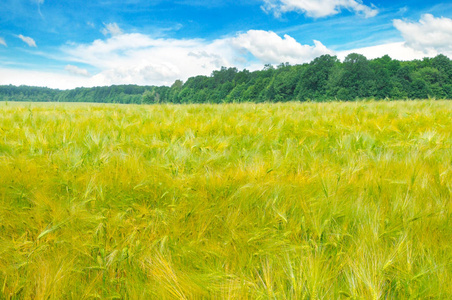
[0,37,6,47]
[0,67,104,90]
[101,23,123,36]
[65,65,91,77]
[232,30,332,64]
[58,29,331,87]
[337,42,437,61]
[63,33,226,86]
[394,14,452,56]
[17,34,37,47]
[335,14,452,61]
[262,0,378,18]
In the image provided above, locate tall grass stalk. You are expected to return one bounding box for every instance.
[0,100,451,299]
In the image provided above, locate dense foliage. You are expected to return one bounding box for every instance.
[1,53,452,103]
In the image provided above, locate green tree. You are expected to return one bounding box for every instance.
[142,90,160,104]
[297,54,338,101]
[410,79,432,99]
[339,53,376,99]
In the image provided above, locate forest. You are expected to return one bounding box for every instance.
[1,53,452,104]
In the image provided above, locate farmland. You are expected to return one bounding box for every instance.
[0,100,451,299]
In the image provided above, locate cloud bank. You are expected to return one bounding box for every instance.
[60,26,331,87]
[262,0,378,18]
[232,30,332,64]
[394,14,452,56]
[337,42,435,61]
[0,37,6,47]
[337,14,452,60]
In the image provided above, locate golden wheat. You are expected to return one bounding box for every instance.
[0,100,451,299]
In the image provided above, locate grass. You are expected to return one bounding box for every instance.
[0,100,451,299]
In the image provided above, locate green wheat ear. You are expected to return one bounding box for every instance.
[0,100,450,299]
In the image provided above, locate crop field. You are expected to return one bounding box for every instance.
[0,100,451,299]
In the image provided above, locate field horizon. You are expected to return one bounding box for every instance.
[0,100,451,299]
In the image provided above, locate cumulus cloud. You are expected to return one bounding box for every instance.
[65,65,91,77]
[59,29,334,87]
[101,23,123,36]
[337,42,436,61]
[0,67,105,90]
[17,34,37,47]
[62,32,240,86]
[394,14,452,55]
[0,37,6,47]
[232,30,332,64]
[262,0,378,18]
[336,14,452,61]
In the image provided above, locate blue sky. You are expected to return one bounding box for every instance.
[1,0,452,89]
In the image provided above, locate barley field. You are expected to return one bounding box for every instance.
[0,100,451,299]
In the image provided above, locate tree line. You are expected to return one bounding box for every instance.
[1,53,452,104]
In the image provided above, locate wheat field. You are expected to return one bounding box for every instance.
[0,100,451,299]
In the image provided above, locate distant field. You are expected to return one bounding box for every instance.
[0,100,451,299]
